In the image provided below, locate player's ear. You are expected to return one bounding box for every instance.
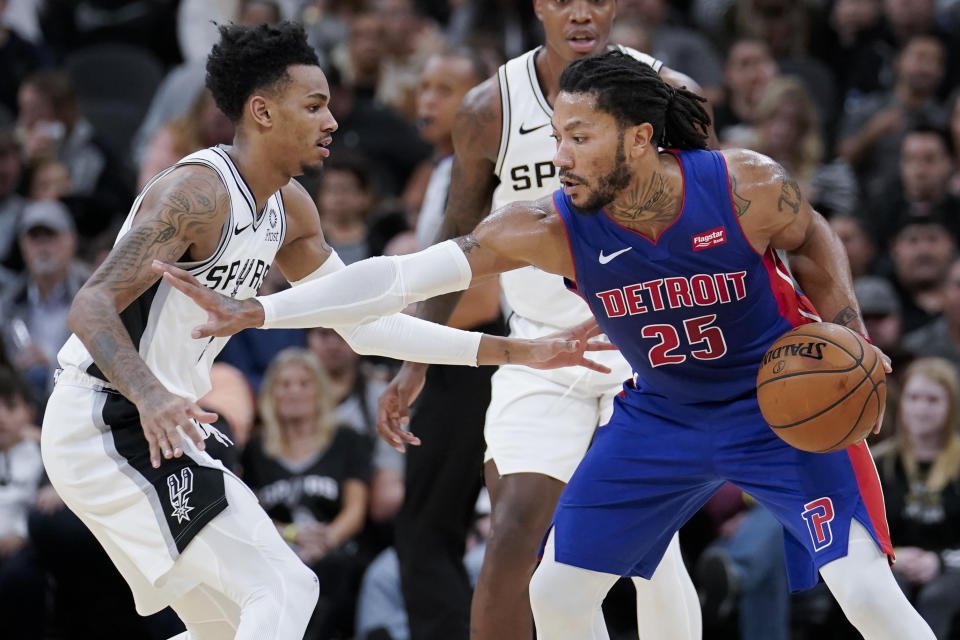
[249,95,272,128]
[532,0,545,22]
[629,123,654,158]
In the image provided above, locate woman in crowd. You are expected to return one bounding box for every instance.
[873,357,960,639]
[242,348,371,639]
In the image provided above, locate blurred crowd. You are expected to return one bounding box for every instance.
[0,0,958,639]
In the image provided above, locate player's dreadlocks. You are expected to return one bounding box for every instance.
[558,50,710,150]
[206,21,320,122]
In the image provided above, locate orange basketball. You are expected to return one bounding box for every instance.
[756,322,886,453]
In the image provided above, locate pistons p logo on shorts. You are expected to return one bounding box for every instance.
[801,497,835,551]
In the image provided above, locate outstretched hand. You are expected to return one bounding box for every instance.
[518,317,618,373]
[151,260,264,338]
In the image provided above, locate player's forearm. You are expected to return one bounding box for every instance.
[68,288,166,402]
[257,240,472,329]
[790,213,866,335]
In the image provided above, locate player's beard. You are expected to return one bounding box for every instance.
[571,135,632,215]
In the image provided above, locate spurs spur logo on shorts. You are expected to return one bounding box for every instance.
[167,468,195,524]
[801,497,835,551]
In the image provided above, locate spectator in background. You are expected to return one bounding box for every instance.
[242,348,371,640]
[25,156,70,201]
[15,70,105,197]
[618,0,724,104]
[0,127,25,268]
[314,156,376,264]
[879,0,960,93]
[0,201,89,402]
[373,0,448,121]
[888,213,956,334]
[0,0,50,121]
[325,55,433,197]
[0,368,45,639]
[855,275,911,436]
[749,77,858,215]
[137,88,234,189]
[872,357,960,639]
[306,326,387,441]
[831,214,879,279]
[869,124,960,249]
[904,257,960,373]
[946,90,960,198]
[38,0,180,66]
[299,0,356,70]
[724,0,839,136]
[713,38,777,145]
[820,0,887,108]
[838,34,947,202]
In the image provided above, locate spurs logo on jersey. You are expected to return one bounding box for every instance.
[492,45,663,328]
[57,146,288,402]
[168,468,195,523]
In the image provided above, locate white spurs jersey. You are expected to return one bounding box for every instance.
[493,45,662,328]
[58,146,287,401]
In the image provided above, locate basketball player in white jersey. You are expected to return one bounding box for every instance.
[40,22,616,640]
[376,1,708,638]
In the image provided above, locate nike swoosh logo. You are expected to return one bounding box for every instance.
[234,222,252,235]
[518,122,549,135]
[598,247,632,264]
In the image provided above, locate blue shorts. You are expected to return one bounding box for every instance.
[549,384,893,592]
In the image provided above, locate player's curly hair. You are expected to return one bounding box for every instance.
[205,21,320,122]
[558,50,710,150]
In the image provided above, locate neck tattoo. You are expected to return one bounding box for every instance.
[607,172,681,236]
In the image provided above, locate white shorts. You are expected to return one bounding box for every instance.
[41,367,271,615]
[484,315,633,482]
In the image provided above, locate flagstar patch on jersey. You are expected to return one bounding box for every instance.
[692,227,727,251]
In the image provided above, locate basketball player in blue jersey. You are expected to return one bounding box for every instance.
[40,22,612,640]
[158,50,938,639]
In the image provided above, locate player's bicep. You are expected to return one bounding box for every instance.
[274,180,333,281]
[469,199,568,278]
[766,166,814,252]
[81,168,229,312]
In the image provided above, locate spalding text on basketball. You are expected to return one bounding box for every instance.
[761,341,826,366]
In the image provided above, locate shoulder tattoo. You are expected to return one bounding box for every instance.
[774,165,802,215]
[729,173,752,218]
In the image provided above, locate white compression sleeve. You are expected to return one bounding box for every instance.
[258,240,472,329]
[287,249,482,366]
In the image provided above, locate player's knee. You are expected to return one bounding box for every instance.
[529,559,581,619]
[833,572,900,627]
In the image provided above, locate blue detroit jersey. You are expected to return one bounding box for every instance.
[556,148,820,405]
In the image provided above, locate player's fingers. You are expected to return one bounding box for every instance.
[873,404,886,435]
[577,357,612,374]
[584,338,618,351]
[145,429,162,469]
[192,322,217,340]
[582,323,605,340]
[153,260,198,284]
[161,422,185,458]
[187,406,219,425]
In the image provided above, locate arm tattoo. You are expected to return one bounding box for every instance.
[832,306,858,327]
[503,348,511,364]
[729,174,752,218]
[456,235,481,254]
[774,165,802,215]
[74,169,228,400]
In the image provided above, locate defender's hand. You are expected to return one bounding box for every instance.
[134,385,217,468]
[377,363,427,452]
[152,260,264,338]
[487,317,618,373]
